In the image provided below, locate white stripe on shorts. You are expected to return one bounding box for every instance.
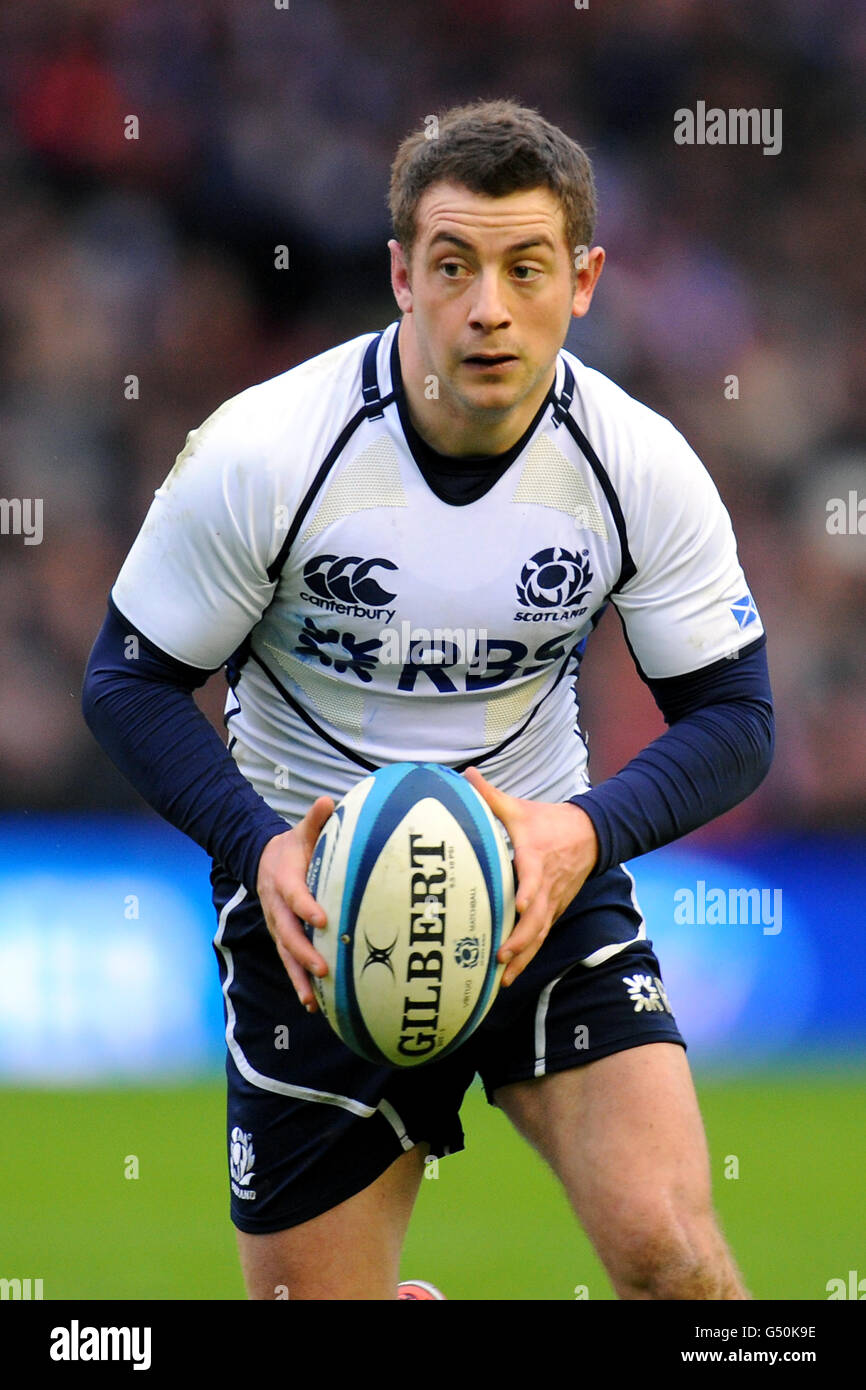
[214,882,410,1141]
[532,865,648,1074]
[377,1098,415,1151]
[533,965,575,1077]
[577,865,646,968]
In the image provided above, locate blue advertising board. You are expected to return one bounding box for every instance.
[0,817,862,1079]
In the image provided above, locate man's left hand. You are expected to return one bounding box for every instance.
[463,766,599,987]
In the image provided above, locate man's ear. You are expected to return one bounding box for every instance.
[571,245,605,320]
[389,238,413,313]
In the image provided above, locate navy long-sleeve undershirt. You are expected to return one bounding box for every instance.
[82,602,289,894]
[82,602,773,892]
[570,633,774,874]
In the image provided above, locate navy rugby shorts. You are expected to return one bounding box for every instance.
[211,861,685,1234]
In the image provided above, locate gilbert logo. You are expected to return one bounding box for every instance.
[362,930,398,977]
[50,1321,152,1370]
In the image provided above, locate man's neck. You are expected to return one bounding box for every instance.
[396,319,555,458]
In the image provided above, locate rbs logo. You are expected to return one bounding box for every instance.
[397,631,571,692]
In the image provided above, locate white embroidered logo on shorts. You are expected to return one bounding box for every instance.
[230,1126,257,1200]
[623,974,672,1014]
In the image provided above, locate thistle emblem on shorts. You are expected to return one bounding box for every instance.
[230,1126,256,1187]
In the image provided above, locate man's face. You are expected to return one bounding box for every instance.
[390,181,603,426]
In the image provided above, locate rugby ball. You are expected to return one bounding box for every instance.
[304,763,514,1067]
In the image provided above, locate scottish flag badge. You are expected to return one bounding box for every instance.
[731,593,758,628]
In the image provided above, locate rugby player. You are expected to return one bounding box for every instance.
[83,101,774,1300]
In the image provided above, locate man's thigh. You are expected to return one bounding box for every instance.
[495,1041,710,1214]
[236,1143,429,1300]
[495,1043,743,1297]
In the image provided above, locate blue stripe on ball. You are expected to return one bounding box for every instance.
[336,764,508,1065]
[336,765,415,1064]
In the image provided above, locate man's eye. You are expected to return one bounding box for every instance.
[441,262,467,278]
[513,264,541,281]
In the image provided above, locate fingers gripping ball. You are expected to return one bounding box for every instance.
[304,763,514,1066]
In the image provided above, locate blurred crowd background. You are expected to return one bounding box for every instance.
[1,0,863,835]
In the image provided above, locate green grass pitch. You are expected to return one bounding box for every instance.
[1,1070,863,1300]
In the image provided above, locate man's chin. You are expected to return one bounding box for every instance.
[456,393,519,423]
[453,372,527,415]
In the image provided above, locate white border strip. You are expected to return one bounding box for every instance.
[578,864,646,968]
[377,1098,414,1151]
[533,864,649,1072]
[214,884,378,1120]
[533,965,573,1077]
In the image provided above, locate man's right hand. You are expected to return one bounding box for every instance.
[255,795,335,1011]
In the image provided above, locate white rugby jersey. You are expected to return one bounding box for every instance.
[112,320,763,824]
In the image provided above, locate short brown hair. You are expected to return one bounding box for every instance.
[388,100,597,268]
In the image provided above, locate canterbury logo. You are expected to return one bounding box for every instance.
[361,931,399,976]
[303,554,398,606]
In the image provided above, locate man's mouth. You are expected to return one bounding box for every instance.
[462,353,518,368]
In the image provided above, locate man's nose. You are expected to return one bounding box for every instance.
[468,270,511,331]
